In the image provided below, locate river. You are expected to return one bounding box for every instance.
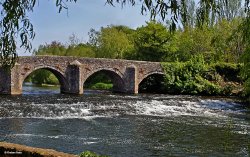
[0,85,249,156]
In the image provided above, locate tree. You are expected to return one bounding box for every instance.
[217,0,244,21]
[240,14,250,97]
[68,33,81,47]
[65,43,95,57]
[0,0,76,68]
[212,18,244,62]
[1,0,249,68]
[34,40,96,58]
[133,21,178,62]
[33,41,67,56]
[29,69,59,85]
[176,26,214,62]
[90,26,134,59]
[180,0,196,29]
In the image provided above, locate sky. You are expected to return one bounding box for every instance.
[18,0,150,56]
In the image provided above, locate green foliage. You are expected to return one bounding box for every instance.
[211,19,244,62]
[34,41,67,56]
[240,14,250,99]
[25,69,59,85]
[90,83,113,90]
[1,0,250,69]
[0,0,36,68]
[132,21,178,62]
[80,151,108,157]
[0,0,79,68]
[33,40,96,58]
[212,62,242,82]
[161,55,242,95]
[84,72,112,88]
[94,25,134,59]
[217,0,244,21]
[30,20,245,95]
[33,19,245,65]
[241,48,250,97]
[27,14,247,95]
[175,26,215,62]
[46,73,60,85]
[65,44,95,57]
[180,0,196,28]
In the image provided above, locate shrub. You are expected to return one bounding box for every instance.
[161,55,223,95]
[46,74,60,85]
[212,62,242,82]
[90,83,113,90]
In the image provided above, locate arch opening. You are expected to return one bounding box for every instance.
[23,68,68,94]
[139,73,166,94]
[83,69,125,93]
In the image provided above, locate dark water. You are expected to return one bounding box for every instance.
[0,85,249,156]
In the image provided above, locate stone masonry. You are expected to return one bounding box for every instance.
[0,56,164,95]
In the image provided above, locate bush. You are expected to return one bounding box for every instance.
[161,55,224,95]
[90,83,113,90]
[196,76,221,95]
[161,55,244,96]
[46,74,60,85]
[212,62,242,82]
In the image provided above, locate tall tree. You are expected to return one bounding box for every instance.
[65,43,95,57]
[181,0,196,29]
[217,0,244,21]
[0,0,77,68]
[133,21,177,62]
[176,26,214,62]
[212,18,244,62]
[240,14,250,97]
[91,26,134,59]
[33,41,66,56]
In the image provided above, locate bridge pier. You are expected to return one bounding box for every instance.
[0,64,22,95]
[63,61,83,94]
[124,66,138,94]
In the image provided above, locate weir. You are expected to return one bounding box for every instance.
[0,56,164,95]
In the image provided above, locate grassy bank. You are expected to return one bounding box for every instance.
[85,82,113,90]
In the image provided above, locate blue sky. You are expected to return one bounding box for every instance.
[18,0,149,56]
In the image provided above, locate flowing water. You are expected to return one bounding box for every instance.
[0,85,249,156]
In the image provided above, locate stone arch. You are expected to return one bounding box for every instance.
[21,66,69,93]
[138,71,165,85]
[83,68,126,93]
[138,71,165,93]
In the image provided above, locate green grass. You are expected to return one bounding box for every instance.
[89,83,113,90]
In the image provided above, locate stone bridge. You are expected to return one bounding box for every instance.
[0,56,164,95]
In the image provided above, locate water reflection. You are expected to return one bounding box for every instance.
[23,83,60,95]
[23,83,111,95]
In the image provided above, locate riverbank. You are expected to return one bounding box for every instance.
[0,142,77,157]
